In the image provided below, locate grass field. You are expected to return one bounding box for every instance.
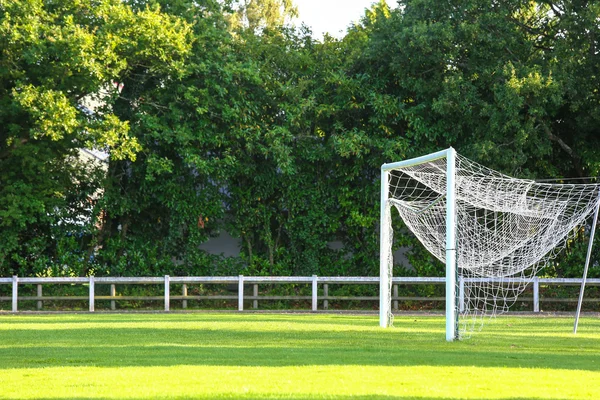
[0,313,598,399]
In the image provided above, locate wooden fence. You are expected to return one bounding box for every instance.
[1,275,599,313]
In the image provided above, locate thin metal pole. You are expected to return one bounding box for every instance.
[574,194,600,334]
[533,277,539,313]
[459,276,465,313]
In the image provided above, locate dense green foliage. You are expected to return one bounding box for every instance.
[0,0,190,275]
[1,0,599,278]
[1,314,600,399]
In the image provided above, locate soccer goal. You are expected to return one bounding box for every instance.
[380,148,600,341]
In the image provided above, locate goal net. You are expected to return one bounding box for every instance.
[380,148,600,340]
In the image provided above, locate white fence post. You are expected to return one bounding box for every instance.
[238,275,244,311]
[312,275,318,311]
[89,276,95,312]
[253,284,258,309]
[182,284,188,309]
[12,276,18,313]
[110,284,116,310]
[164,275,170,311]
[37,284,43,310]
[533,276,539,313]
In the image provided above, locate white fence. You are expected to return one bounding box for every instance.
[1,275,599,313]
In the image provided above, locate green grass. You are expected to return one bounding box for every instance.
[0,313,599,399]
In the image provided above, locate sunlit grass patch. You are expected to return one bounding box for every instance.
[0,313,598,399]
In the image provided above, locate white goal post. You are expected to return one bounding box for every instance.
[380,147,600,341]
[380,148,457,340]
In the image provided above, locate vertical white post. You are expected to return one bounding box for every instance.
[238,275,244,311]
[12,276,18,313]
[253,284,258,309]
[459,276,465,313]
[312,275,318,311]
[446,147,457,341]
[110,284,116,310]
[182,284,188,309]
[380,168,391,327]
[37,284,43,310]
[164,275,170,311]
[533,277,540,313]
[574,193,600,333]
[89,276,95,312]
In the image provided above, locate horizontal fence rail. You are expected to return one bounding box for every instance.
[1,275,599,313]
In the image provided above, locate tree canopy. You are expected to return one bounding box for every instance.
[1,0,599,279]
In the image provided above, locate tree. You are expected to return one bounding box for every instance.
[95,0,269,275]
[360,0,600,177]
[4,0,599,281]
[0,0,191,275]
[356,0,600,276]
[227,0,298,33]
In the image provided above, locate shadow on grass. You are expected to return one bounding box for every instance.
[1,314,599,372]
[0,313,380,326]
[3,342,598,371]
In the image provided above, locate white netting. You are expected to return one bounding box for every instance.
[385,151,600,338]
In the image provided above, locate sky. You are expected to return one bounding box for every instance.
[293,0,395,39]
